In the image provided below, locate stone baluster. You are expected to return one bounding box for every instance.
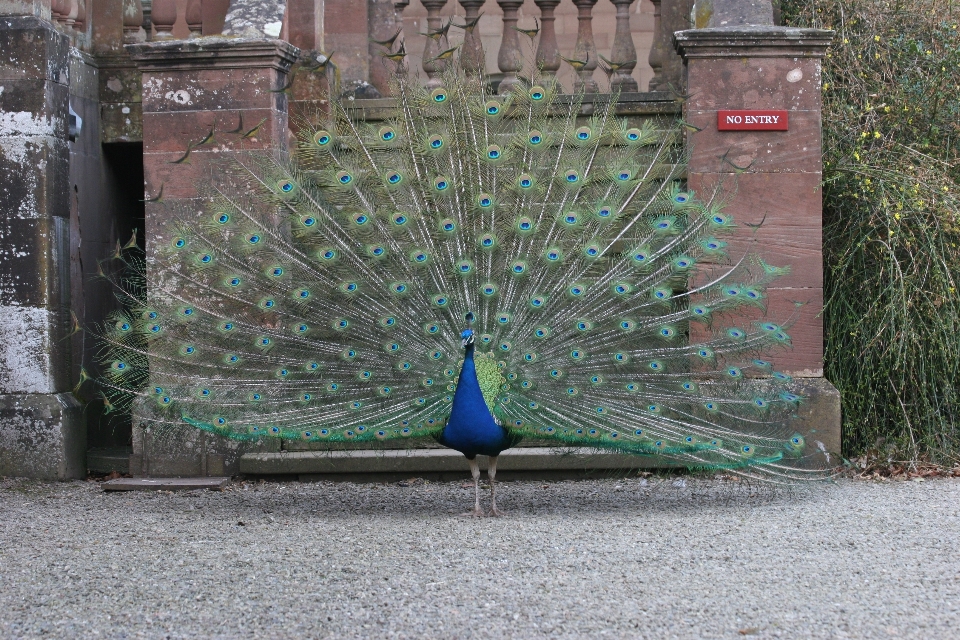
[608,0,638,91]
[647,0,665,90]
[369,0,404,95]
[51,0,68,25]
[659,0,694,90]
[74,0,86,32]
[572,0,599,93]
[64,0,79,28]
[421,0,449,88]
[202,0,230,35]
[186,0,203,38]
[496,0,523,92]
[533,0,561,82]
[142,0,153,41]
[457,0,485,75]
[123,0,145,43]
[394,0,410,21]
[151,0,177,41]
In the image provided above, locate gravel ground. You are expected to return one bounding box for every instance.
[1,474,958,639]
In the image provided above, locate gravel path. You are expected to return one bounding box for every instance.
[1,475,957,639]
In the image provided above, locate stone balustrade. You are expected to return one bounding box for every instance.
[102,0,690,95]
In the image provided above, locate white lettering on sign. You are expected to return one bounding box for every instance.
[717,110,789,131]
[741,115,781,124]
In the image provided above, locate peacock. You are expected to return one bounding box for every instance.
[97,61,827,516]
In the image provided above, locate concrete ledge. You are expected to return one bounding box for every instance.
[0,392,84,480]
[239,447,667,476]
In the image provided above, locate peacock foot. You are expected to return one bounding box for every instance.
[488,507,506,517]
[460,507,485,518]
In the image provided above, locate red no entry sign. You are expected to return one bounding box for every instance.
[717,110,789,131]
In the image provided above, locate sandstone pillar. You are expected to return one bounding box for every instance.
[126,37,297,475]
[675,24,841,455]
[0,16,84,479]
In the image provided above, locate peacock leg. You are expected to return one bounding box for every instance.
[488,455,505,517]
[461,456,483,517]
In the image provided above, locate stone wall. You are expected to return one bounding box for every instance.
[0,16,84,479]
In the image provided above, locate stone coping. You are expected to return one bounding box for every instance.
[126,37,299,72]
[345,92,681,121]
[674,26,835,58]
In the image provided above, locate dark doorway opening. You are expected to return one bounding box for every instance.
[84,142,145,471]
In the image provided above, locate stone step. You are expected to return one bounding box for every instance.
[101,477,230,491]
[239,447,671,476]
[87,448,132,474]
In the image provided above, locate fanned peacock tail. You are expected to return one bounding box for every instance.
[97,64,826,481]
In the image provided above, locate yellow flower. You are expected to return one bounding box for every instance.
[894,213,901,220]
[874,131,881,138]
[874,35,880,41]
[854,152,861,161]
[884,106,891,113]
[843,38,849,44]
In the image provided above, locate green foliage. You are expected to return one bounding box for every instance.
[782,0,960,461]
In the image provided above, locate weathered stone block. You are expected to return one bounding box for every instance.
[688,286,824,377]
[0,217,61,306]
[787,377,842,461]
[686,56,824,112]
[131,422,280,477]
[694,0,774,29]
[98,63,142,104]
[0,392,84,480]
[139,67,287,113]
[0,78,70,221]
[100,101,142,143]
[686,109,824,174]
[141,108,281,153]
[0,16,70,83]
[0,214,70,395]
[687,171,824,290]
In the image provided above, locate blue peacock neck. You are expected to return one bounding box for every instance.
[437,328,514,458]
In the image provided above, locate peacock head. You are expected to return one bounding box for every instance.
[461,312,477,348]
